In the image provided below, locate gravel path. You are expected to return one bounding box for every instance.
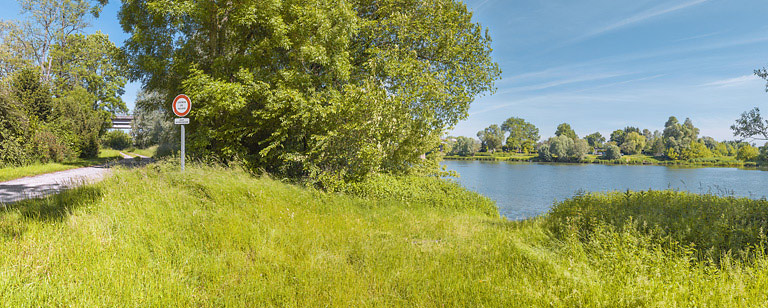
[0,156,152,203]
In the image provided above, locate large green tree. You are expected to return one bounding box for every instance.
[449,136,478,156]
[663,116,699,160]
[555,123,577,140]
[477,124,503,153]
[584,132,605,148]
[119,0,500,183]
[51,32,128,113]
[500,117,539,153]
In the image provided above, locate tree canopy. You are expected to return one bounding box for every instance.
[119,0,500,184]
[477,124,503,153]
[501,117,539,153]
[555,123,577,140]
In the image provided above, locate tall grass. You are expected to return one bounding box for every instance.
[546,190,768,261]
[1,163,768,306]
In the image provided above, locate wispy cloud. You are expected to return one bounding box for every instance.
[498,73,627,94]
[567,0,708,45]
[574,74,667,92]
[673,31,722,42]
[700,75,760,88]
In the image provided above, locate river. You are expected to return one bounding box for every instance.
[441,160,768,220]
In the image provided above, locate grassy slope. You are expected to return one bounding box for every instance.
[1,164,767,306]
[0,149,122,182]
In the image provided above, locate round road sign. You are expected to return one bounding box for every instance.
[173,94,191,117]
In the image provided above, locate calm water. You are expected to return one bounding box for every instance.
[441,160,768,220]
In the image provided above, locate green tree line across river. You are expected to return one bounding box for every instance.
[446,115,768,165]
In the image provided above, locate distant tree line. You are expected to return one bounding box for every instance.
[0,0,126,166]
[446,115,764,163]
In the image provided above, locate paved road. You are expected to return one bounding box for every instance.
[0,154,151,203]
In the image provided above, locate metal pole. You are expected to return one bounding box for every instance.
[181,124,185,172]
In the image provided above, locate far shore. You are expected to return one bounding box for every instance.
[443,153,761,169]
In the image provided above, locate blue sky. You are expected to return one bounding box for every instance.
[457,0,768,140]
[2,0,767,140]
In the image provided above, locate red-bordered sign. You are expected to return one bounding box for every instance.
[172,94,191,117]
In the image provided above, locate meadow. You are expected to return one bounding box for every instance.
[0,162,766,306]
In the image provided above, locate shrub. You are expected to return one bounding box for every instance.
[31,128,68,163]
[601,145,621,160]
[737,144,759,162]
[102,130,133,150]
[546,190,768,262]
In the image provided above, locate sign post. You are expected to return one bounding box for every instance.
[173,94,191,172]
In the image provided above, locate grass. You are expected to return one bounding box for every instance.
[1,163,768,306]
[0,149,122,182]
[127,145,158,158]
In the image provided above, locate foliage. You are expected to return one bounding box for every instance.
[547,190,768,262]
[737,144,759,161]
[537,142,552,161]
[554,123,577,140]
[538,135,586,162]
[601,144,621,160]
[50,32,128,113]
[549,135,572,161]
[681,140,712,160]
[0,88,31,166]
[732,107,768,141]
[132,91,175,149]
[477,124,503,152]
[101,130,132,150]
[567,139,590,161]
[120,0,500,184]
[584,132,604,148]
[609,129,625,145]
[501,117,539,152]
[52,87,111,158]
[2,0,102,82]
[619,131,646,155]
[663,116,700,160]
[449,136,479,156]
[0,0,121,166]
[11,67,52,122]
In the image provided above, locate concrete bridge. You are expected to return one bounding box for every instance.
[111,115,134,129]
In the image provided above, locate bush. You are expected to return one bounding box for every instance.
[601,145,621,160]
[336,174,498,216]
[737,144,759,162]
[31,128,68,163]
[102,130,133,150]
[546,190,768,262]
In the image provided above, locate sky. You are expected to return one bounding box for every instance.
[457,0,768,140]
[1,0,767,140]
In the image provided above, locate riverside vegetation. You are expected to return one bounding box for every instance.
[1,161,767,306]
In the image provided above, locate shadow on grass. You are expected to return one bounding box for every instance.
[0,186,103,239]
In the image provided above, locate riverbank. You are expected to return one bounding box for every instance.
[2,162,766,305]
[444,153,758,168]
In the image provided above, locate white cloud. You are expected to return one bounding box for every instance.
[498,73,627,94]
[568,0,709,45]
[700,75,760,88]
